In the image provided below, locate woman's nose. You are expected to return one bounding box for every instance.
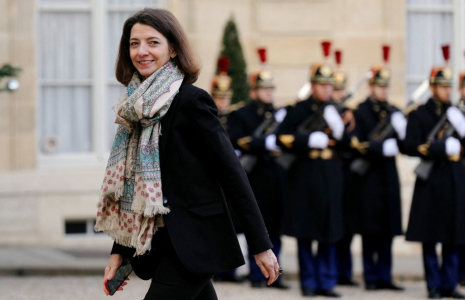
[138,43,149,56]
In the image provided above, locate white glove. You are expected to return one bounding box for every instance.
[265,134,281,151]
[390,111,407,140]
[308,132,329,149]
[323,105,344,140]
[235,149,242,157]
[445,137,461,156]
[274,108,287,123]
[382,138,399,157]
[446,106,465,138]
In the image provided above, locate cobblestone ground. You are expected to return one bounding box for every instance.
[0,276,450,300]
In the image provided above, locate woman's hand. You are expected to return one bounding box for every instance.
[103,254,130,295]
[253,249,280,286]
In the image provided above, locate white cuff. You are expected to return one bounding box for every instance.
[323,105,344,140]
[308,132,329,149]
[445,137,461,156]
[265,134,280,151]
[235,149,242,157]
[446,106,465,138]
[390,111,407,140]
[382,138,399,157]
[274,108,287,124]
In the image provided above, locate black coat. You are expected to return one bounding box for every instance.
[345,98,403,237]
[275,96,345,243]
[228,101,287,234]
[111,84,272,275]
[405,98,465,245]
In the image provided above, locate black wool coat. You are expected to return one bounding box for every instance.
[275,96,346,243]
[228,101,287,234]
[345,98,403,237]
[111,84,272,275]
[405,98,465,245]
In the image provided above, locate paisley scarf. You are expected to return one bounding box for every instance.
[95,61,184,256]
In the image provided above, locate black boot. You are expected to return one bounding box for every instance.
[442,289,465,299]
[268,281,290,290]
[302,288,316,297]
[428,288,441,299]
[365,282,378,291]
[377,281,405,291]
[316,289,341,298]
[337,277,359,286]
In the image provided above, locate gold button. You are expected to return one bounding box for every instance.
[265,111,272,119]
[312,104,318,111]
[309,150,320,159]
[321,148,332,160]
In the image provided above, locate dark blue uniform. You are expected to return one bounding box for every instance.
[345,98,403,286]
[276,96,350,292]
[228,100,287,285]
[405,98,465,294]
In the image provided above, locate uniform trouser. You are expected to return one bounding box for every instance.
[143,229,217,300]
[298,239,337,290]
[215,268,236,278]
[336,234,354,280]
[422,243,458,291]
[362,235,393,283]
[458,246,465,282]
[248,233,282,283]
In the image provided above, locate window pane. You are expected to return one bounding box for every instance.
[107,0,161,6]
[65,220,87,234]
[407,12,453,78]
[40,0,90,4]
[40,12,91,80]
[40,87,92,154]
[107,12,137,78]
[407,0,452,5]
[107,85,127,150]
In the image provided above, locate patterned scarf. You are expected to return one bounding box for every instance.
[95,61,184,256]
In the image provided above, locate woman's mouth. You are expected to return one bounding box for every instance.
[139,60,154,67]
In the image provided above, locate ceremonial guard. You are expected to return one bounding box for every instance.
[346,45,405,292]
[276,41,347,298]
[228,48,288,289]
[459,69,465,287]
[210,57,244,283]
[405,45,465,299]
[332,50,358,287]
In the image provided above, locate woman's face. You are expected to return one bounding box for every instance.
[129,23,176,78]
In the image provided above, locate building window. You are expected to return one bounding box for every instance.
[38,0,165,166]
[65,219,103,236]
[406,0,464,102]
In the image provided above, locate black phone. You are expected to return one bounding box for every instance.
[105,259,133,295]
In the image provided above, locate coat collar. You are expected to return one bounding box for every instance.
[425,97,450,117]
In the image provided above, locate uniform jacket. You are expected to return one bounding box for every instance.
[405,98,465,245]
[228,101,287,234]
[111,84,272,275]
[275,96,348,243]
[345,98,403,236]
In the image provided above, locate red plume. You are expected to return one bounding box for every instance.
[217,57,230,74]
[442,44,450,63]
[321,41,331,58]
[335,50,342,66]
[257,48,267,64]
[382,45,390,64]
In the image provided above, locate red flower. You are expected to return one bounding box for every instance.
[141,241,145,245]
[148,188,154,193]
[151,197,155,202]
[112,172,116,178]
[137,216,142,221]
[128,219,133,224]
[124,223,127,228]
[108,179,113,185]
[147,233,152,238]
[133,224,138,230]
[106,211,110,216]
[128,228,133,233]
[137,186,141,191]
[138,177,142,182]
[143,184,147,189]
[123,213,127,218]
[107,171,111,175]
[111,207,115,212]
[102,207,106,212]
[156,192,161,198]
[120,226,124,231]
[154,182,160,188]
[97,212,102,216]
[104,186,108,192]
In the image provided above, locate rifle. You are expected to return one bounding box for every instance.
[349,103,396,176]
[239,111,282,173]
[414,101,465,181]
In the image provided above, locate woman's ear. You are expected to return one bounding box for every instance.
[170,45,178,59]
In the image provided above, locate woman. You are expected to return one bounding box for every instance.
[94,8,280,300]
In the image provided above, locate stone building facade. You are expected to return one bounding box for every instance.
[0,0,463,256]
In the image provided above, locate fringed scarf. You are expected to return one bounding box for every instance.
[95,61,184,256]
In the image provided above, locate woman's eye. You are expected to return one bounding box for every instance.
[130,42,138,46]
[150,41,159,45]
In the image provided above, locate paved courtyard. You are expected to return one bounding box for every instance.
[0,276,457,300]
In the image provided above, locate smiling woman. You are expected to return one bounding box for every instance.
[96,8,280,300]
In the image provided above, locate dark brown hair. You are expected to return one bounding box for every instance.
[115,8,200,86]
